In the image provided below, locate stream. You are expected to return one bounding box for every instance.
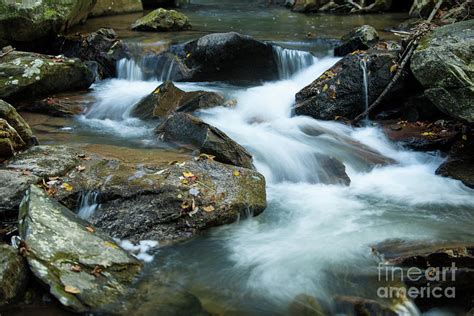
[30,2,474,315]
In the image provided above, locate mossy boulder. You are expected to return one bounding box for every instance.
[156,113,254,169]
[410,20,474,122]
[131,8,190,32]
[0,244,29,307]
[0,100,36,146]
[18,185,143,313]
[0,0,96,45]
[0,51,96,101]
[51,155,266,244]
[334,25,379,57]
[90,0,143,17]
[131,81,225,119]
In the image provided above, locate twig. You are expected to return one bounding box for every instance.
[427,0,444,23]
[0,47,14,58]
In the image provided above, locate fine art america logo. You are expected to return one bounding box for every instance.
[377,263,457,299]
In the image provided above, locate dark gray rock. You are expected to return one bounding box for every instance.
[156,113,254,169]
[18,185,143,314]
[0,244,29,307]
[0,170,39,214]
[294,50,400,120]
[334,25,379,57]
[411,20,474,122]
[131,81,225,119]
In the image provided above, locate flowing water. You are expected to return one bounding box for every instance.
[36,3,474,314]
[360,58,370,126]
[72,54,474,315]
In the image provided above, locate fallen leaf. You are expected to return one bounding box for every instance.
[71,265,81,273]
[86,226,95,233]
[90,266,103,277]
[62,183,73,192]
[104,241,118,249]
[21,169,31,176]
[76,165,86,172]
[233,170,240,177]
[203,205,215,213]
[64,285,80,294]
[390,64,398,73]
[421,132,435,137]
[181,201,191,210]
[198,153,215,161]
[183,171,195,178]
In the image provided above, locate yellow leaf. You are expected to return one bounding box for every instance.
[64,285,80,294]
[104,241,118,249]
[62,183,73,191]
[421,132,435,136]
[186,53,191,58]
[153,88,161,95]
[203,205,215,213]
[183,171,195,178]
[462,134,468,141]
[322,84,329,92]
[233,170,240,177]
[198,153,215,161]
[390,64,398,73]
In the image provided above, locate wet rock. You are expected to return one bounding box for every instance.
[5,145,80,178]
[131,81,225,119]
[334,296,396,316]
[292,0,394,13]
[372,239,474,312]
[0,244,29,307]
[315,154,351,186]
[0,170,39,214]
[0,100,36,146]
[436,159,474,189]
[131,8,191,32]
[53,28,131,78]
[294,50,400,120]
[334,25,379,57]
[90,0,143,17]
[53,156,266,244]
[410,20,474,123]
[0,51,96,101]
[289,293,328,316]
[156,113,254,169]
[18,185,143,314]
[148,32,279,84]
[0,1,96,46]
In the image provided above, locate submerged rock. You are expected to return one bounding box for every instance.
[131,8,191,32]
[18,185,143,313]
[53,28,131,78]
[410,20,474,123]
[131,81,225,119]
[294,50,400,120]
[156,113,254,169]
[334,296,396,316]
[0,0,96,45]
[53,156,266,244]
[334,25,379,57]
[436,137,474,188]
[146,32,279,84]
[0,244,29,307]
[0,51,95,101]
[289,293,328,316]
[90,0,143,17]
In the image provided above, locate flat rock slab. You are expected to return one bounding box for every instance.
[19,185,142,313]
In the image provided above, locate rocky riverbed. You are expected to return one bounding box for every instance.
[0,1,473,315]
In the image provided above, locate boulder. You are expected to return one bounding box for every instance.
[5,145,80,178]
[18,185,143,314]
[53,28,131,78]
[146,32,279,84]
[294,50,400,120]
[334,25,379,57]
[0,100,36,146]
[289,293,328,316]
[131,8,191,32]
[0,244,29,307]
[436,137,474,188]
[90,0,143,17]
[0,170,39,214]
[0,119,26,162]
[0,0,96,46]
[156,113,254,169]
[51,156,266,244]
[0,51,96,101]
[410,20,474,123]
[131,81,225,119]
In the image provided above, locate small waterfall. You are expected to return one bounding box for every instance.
[273,46,318,79]
[360,58,370,125]
[158,57,177,81]
[77,191,100,220]
[117,58,144,81]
